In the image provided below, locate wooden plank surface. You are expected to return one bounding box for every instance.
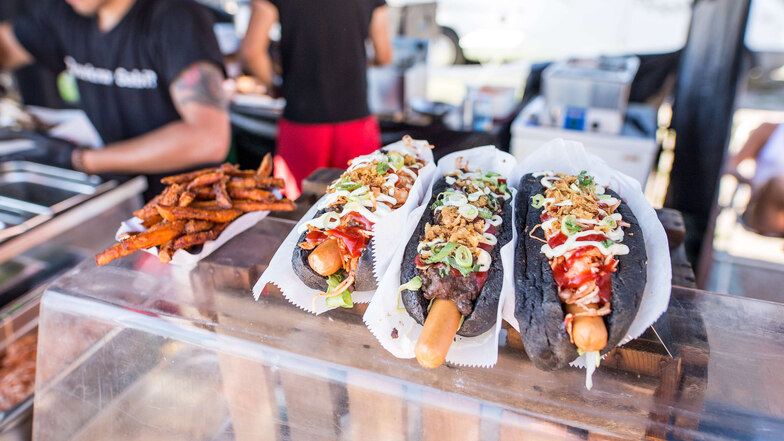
[346,371,407,441]
[207,292,662,439]
[216,355,281,441]
[279,369,342,441]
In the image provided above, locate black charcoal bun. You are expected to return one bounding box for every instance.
[291,208,377,292]
[400,177,513,337]
[513,173,647,370]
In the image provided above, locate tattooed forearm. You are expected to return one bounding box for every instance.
[171,62,229,111]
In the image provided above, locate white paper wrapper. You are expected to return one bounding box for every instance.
[364,145,517,368]
[503,138,672,374]
[115,210,269,268]
[251,138,436,314]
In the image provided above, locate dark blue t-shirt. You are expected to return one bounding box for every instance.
[13,0,224,145]
[13,0,225,198]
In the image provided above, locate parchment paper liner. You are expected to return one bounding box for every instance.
[364,146,517,368]
[503,138,672,377]
[116,210,269,268]
[251,138,437,314]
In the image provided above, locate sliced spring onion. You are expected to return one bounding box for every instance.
[327,273,343,290]
[597,193,612,200]
[335,181,361,191]
[430,199,444,210]
[454,245,473,268]
[423,242,459,263]
[445,176,456,185]
[324,273,353,308]
[398,276,423,292]
[485,195,499,211]
[442,192,468,207]
[483,232,497,246]
[498,183,508,195]
[376,162,390,175]
[561,215,582,236]
[417,238,444,252]
[489,215,503,227]
[308,211,341,231]
[570,183,581,193]
[601,239,614,248]
[388,153,405,170]
[594,186,605,195]
[477,249,491,272]
[478,207,492,219]
[531,194,545,208]
[602,216,617,229]
[483,220,493,232]
[445,256,472,276]
[458,204,479,221]
[467,191,483,202]
[577,170,594,187]
[351,186,368,196]
[325,290,353,308]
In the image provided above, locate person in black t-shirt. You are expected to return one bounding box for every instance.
[0,0,230,199]
[241,0,392,199]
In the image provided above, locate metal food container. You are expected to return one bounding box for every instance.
[0,161,113,243]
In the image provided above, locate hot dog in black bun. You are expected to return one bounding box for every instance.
[399,166,512,368]
[514,171,646,372]
[293,140,428,309]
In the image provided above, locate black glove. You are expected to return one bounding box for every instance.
[0,130,78,170]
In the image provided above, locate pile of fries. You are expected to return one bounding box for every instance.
[95,154,295,266]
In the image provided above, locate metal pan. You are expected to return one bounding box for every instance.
[0,161,114,243]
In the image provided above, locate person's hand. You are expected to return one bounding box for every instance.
[0,130,79,170]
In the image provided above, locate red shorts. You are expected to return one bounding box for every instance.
[274,116,381,200]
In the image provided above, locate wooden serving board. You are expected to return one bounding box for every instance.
[192,164,704,440]
[191,208,705,440]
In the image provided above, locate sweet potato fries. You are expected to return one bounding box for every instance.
[95,155,295,265]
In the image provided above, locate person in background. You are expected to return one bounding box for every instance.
[728,122,784,236]
[0,0,230,200]
[241,0,392,199]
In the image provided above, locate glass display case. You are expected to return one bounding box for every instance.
[31,216,784,441]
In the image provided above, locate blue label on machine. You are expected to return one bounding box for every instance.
[564,106,586,131]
